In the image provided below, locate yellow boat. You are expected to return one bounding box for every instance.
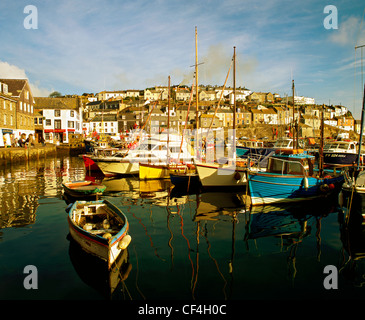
[139,162,188,180]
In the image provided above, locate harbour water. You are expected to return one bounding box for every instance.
[1,155,365,301]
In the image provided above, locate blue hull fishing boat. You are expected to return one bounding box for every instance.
[248,149,345,206]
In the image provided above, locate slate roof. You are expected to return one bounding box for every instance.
[34,97,81,110]
[0,79,28,97]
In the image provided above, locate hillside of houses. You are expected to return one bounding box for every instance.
[0,78,360,146]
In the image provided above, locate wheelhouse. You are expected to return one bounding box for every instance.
[267,153,315,176]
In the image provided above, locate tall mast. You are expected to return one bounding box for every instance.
[357,84,365,169]
[319,104,324,176]
[195,26,199,131]
[233,46,236,130]
[292,79,295,149]
[168,75,171,162]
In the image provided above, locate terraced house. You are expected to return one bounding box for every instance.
[34,96,83,144]
[0,78,35,140]
[0,81,17,146]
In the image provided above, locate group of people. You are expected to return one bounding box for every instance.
[2,133,37,148]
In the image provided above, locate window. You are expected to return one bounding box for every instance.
[34,118,38,124]
[46,119,51,126]
[68,121,74,128]
[70,111,74,117]
[55,120,61,129]
[54,110,61,117]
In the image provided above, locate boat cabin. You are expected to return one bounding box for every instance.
[238,139,264,148]
[273,138,294,149]
[323,140,357,153]
[267,151,315,176]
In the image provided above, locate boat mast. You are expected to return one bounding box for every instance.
[168,75,171,163]
[292,79,296,149]
[233,46,236,130]
[319,104,324,176]
[357,83,365,169]
[195,26,199,132]
[233,46,236,160]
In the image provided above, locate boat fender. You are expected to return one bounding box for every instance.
[103,232,112,239]
[320,184,329,192]
[303,177,309,190]
[83,223,93,231]
[102,219,110,229]
[118,234,132,250]
[234,171,241,180]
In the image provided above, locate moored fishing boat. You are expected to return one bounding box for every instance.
[340,84,365,214]
[94,132,193,177]
[323,139,362,167]
[62,180,106,198]
[67,199,131,269]
[248,149,345,206]
[170,170,200,188]
[80,146,126,176]
[195,160,247,189]
[82,154,101,172]
[139,162,187,180]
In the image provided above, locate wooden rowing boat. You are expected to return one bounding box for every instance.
[67,199,132,269]
[62,180,106,198]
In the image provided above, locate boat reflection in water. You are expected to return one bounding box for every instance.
[68,237,132,299]
[339,190,365,287]
[245,195,339,282]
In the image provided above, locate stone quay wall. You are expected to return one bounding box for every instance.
[0,144,58,165]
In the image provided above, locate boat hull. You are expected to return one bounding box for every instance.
[67,200,131,269]
[195,162,247,188]
[170,172,200,187]
[96,159,140,176]
[139,163,170,180]
[323,152,358,166]
[82,155,102,172]
[139,163,187,180]
[62,181,106,198]
[248,172,344,206]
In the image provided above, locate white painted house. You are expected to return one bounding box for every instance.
[84,114,119,137]
[34,97,83,144]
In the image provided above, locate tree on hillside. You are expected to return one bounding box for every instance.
[49,91,62,98]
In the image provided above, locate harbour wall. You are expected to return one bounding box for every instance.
[0,144,84,165]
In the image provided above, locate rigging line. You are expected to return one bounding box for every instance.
[178,81,195,162]
[355,8,365,48]
[361,47,364,92]
[208,59,233,134]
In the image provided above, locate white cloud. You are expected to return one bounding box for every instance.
[329,16,365,46]
[0,61,27,79]
[0,60,51,97]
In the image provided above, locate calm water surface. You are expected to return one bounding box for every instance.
[1,155,365,300]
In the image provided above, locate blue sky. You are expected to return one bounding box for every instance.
[0,0,365,117]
